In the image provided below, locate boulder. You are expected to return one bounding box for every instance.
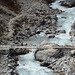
[43,0,56,4]
[45,30,51,34]
[0,50,9,55]
[36,30,43,34]
[48,35,55,38]
[56,30,66,33]
[61,17,67,19]
[70,50,75,57]
[40,61,50,67]
[60,0,75,8]
[71,22,75,29]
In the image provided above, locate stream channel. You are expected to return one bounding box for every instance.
[16,0,75,75]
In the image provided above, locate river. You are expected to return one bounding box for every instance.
[16,0,75,75]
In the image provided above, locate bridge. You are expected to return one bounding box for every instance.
[0,44,75,55]
[0,44,75,50]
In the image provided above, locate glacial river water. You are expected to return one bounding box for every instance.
[16,0,75,75]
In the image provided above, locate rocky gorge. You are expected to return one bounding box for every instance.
[0,0,75,75]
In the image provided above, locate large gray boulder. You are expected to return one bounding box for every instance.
[35,44,64,61]
[35,48,64,61]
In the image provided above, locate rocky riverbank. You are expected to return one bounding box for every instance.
[0,0,62,45]
[0,0,75,75]
[0,0,61,74]
[34,43,75,75]
[0,46,32,75]
[0,54,19,75]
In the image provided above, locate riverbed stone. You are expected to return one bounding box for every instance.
[48,35,55,38]
[0,0,75,75]
[56,30,66,33]
[60,0,75,8]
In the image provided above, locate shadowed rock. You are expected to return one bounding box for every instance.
[60,0,75,8]
[43,0,56,4]
[9,48,31,56]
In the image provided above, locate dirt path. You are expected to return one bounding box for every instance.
[5,1,38,38]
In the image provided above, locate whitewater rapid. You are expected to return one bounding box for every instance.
[50,0,75,45]
[16,0,75,75]
[16,48,58,75]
